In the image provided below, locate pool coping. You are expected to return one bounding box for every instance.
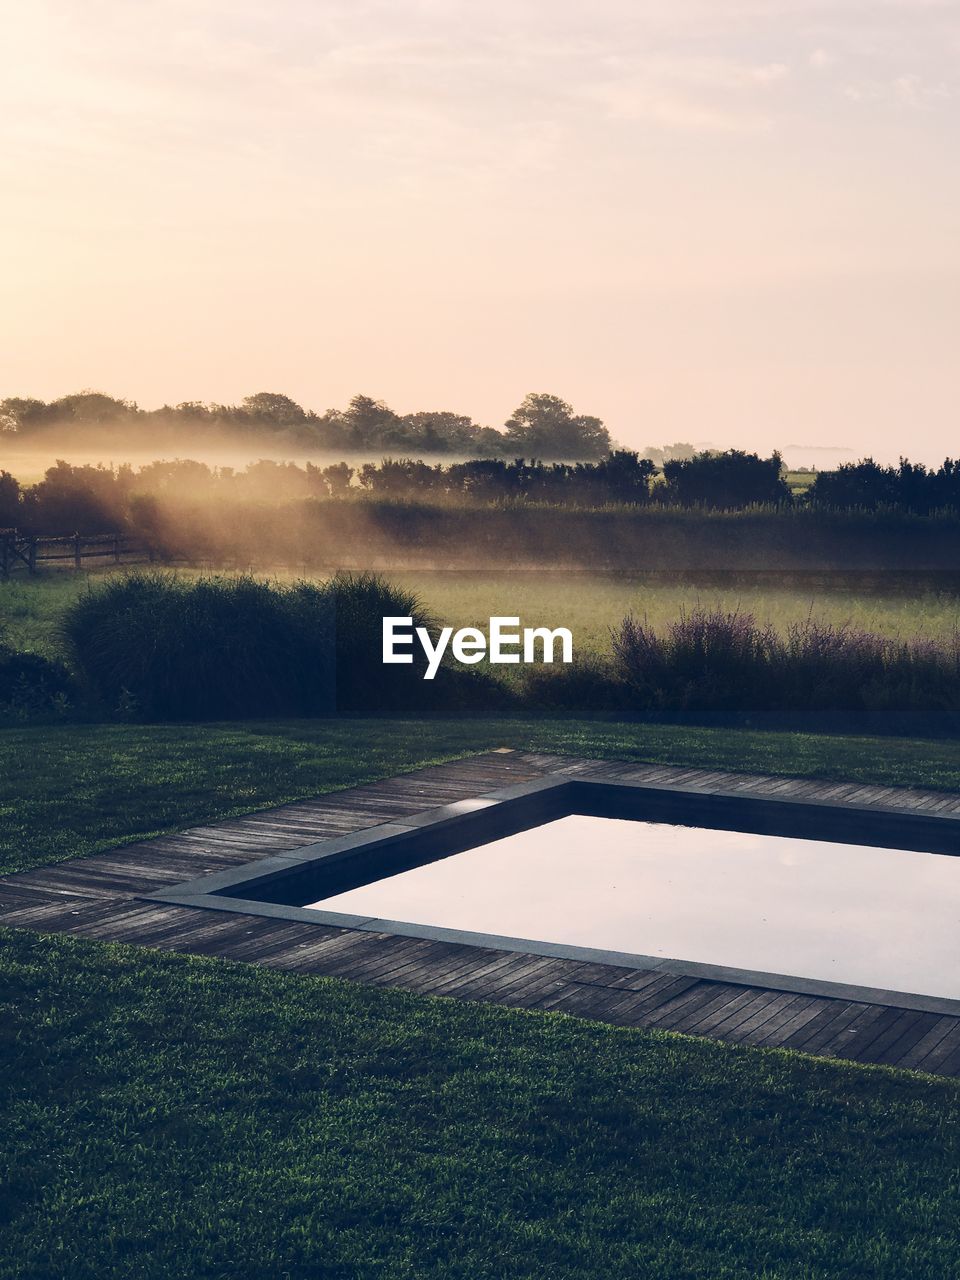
[144,773,960,1019]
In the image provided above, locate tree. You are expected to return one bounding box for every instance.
[240,393,308,429]
[23,461,125,533]
[503,393,612,460]
[325,395,401,449]
[50,391,137,424]
[399,411,480,453]
[808,459,899,510]
[320,462,354,495]
[588,451,657,502]
[0,398,58,434]
[661,450,790,508]
[0,471,21,525]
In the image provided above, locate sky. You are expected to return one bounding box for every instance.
[1,0,958,462]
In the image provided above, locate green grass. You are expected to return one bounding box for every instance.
[390,570,960,655]
[786,470,817,494]
[4,718,960,1276]
[2,927,959,1280]
[0,573,83,658]
[5,568,960,663]
[5,717,960,879]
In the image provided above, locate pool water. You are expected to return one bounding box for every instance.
[308,814,960,998]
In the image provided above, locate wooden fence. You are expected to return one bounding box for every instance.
[0,531,155,578]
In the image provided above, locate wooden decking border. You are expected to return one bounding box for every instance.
[3,748,960,1079]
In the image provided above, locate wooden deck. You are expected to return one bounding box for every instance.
[3,749,960,1079]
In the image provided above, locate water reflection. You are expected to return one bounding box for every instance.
[309,816,960,998]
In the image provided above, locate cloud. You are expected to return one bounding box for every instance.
[893,73,951,108]
[843,73,952,110]
[578,55,789,135]
[749,62,790,84]
[582,81,775,133]
[2,0,957,202]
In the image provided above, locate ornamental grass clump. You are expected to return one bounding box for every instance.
[612,607,960,713]
[775,618,960,711]
[777,618,890,710]
[612,607,779,711]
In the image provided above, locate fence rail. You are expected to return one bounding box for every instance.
[0,531,155,578]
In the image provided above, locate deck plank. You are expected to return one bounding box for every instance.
[892,1017,960,1072]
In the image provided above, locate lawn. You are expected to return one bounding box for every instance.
[2,926,959,1280]
[4,567,960,662]
[4,718,960,1277]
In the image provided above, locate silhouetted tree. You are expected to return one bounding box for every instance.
[330,395,401,449]
[0,398,58,434]
[588,451,657,502]
[0,471,21,526]
[320,462,354,494]
[808,459,899,510]
[661,450,790,508]
[808,457,960,513]
[399,411,480,453]
[358,459,444,495]
[23,461,130,533]
[240,392,310,429]
[503,393,612,460]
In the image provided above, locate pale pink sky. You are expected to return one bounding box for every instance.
[1,0,958,462]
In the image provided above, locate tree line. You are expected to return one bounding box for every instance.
[0,390,621,460]
[5,450,960,537]
[0,450,782,533]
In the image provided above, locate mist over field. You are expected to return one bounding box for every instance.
[0,442,466,488]
[5,438,960,574]
[0,441,862,487]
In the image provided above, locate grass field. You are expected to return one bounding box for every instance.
[3,926,959,1280]
[785,470,816,495]
[2,717,960,1278]
[4,567,960,662]
[391,570,960,656]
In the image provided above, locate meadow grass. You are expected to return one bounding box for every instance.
[4,567,960,662]
[391,570,960,655]
[785,470,816,494]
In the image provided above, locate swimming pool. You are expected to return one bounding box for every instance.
[151,774,960,1010]
[307,814,960,999]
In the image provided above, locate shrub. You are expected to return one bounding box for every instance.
[520,656,626,714]
[330,571,434,714]
[60,570,498,721]
[62,573,336,720]
[0,644,75,719]
[777,619,888,709]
